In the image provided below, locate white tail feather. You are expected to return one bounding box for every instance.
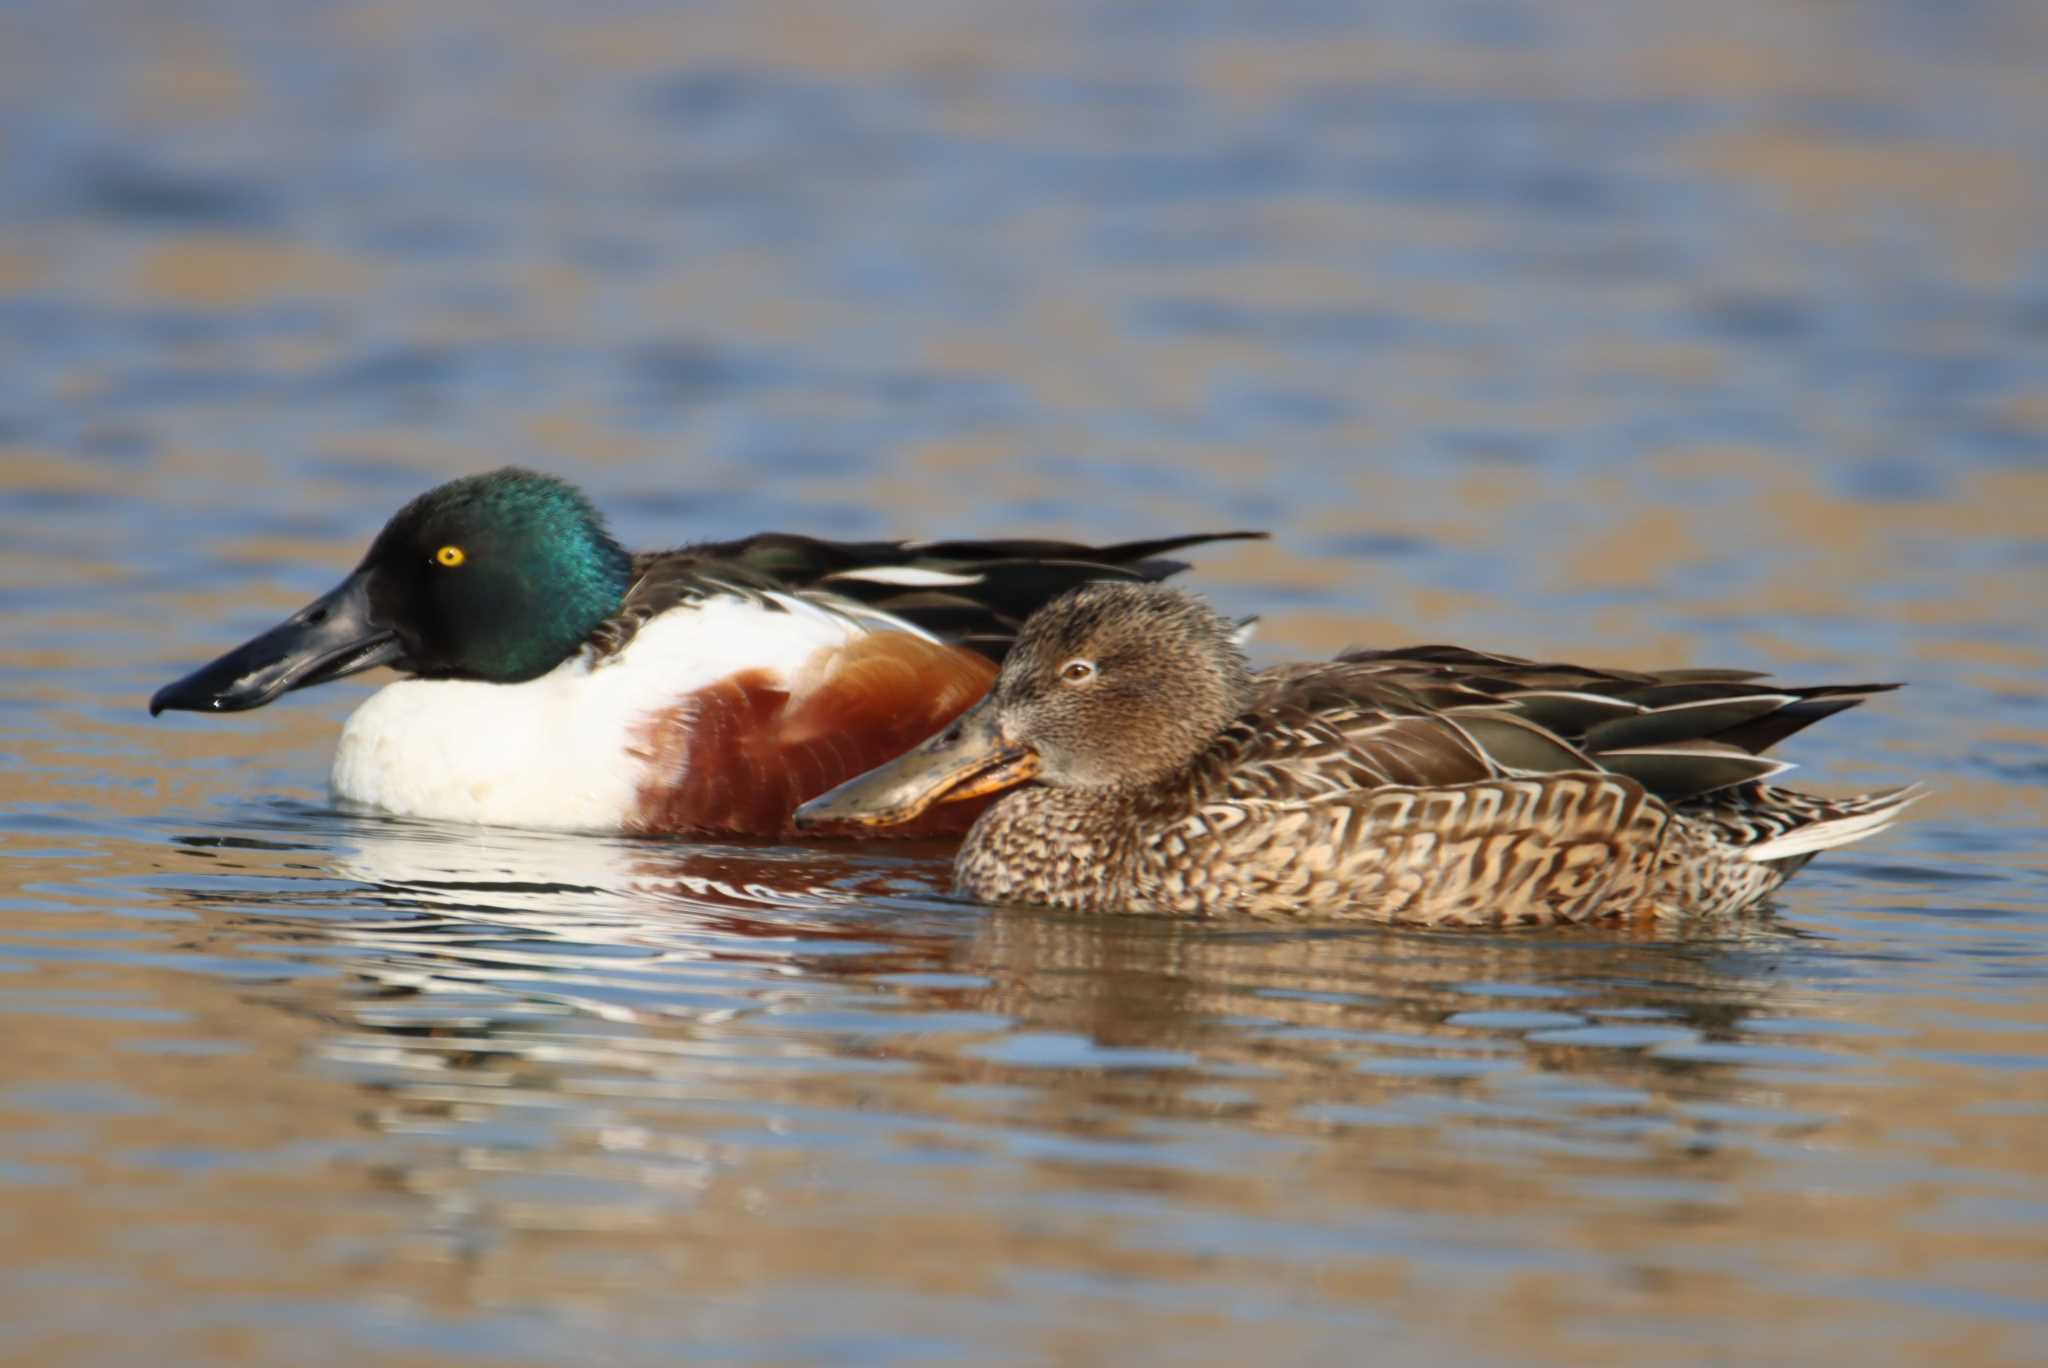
[1743,785,1927,863]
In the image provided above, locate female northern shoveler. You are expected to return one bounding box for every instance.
[795,583,1920,924]
[150,470,1257,837]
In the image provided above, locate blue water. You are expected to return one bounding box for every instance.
[2,2,2045,1364]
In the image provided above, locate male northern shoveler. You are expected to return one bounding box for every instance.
[150,470,1258,837]
[795,583,1920,924]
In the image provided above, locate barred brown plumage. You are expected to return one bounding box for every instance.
[794,583,1922,924]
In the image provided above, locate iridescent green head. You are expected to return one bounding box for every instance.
[362,468,635,682]
[150,468,635,715]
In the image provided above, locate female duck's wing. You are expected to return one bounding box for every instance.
[1182,666,1513,804]
[1333,644,1899,759]
[1194,656,1803,812]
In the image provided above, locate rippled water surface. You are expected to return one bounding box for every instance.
[3,2,2046,1364]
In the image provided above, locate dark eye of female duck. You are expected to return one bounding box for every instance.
[369,469,635,683]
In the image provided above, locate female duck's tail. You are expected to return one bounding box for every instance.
[1691,783,1927,868]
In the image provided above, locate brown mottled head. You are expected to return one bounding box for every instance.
[990,582,1252,789]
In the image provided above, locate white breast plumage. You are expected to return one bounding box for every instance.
[330,597,876,831]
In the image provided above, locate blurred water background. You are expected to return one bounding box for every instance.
[2,2,2045,1364]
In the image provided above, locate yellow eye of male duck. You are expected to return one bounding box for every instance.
[435,545,466,567]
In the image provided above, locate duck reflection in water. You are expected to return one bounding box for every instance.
[160,814,1837,1235]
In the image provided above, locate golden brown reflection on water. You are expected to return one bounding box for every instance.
[3,0,2047,1363]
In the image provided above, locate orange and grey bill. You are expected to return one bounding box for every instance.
[792,697,1039,831]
